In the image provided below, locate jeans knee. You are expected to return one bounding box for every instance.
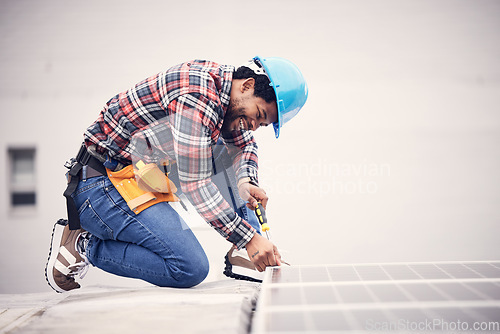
[174,255,210,288]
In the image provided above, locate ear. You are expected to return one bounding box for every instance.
[240,78,255,93]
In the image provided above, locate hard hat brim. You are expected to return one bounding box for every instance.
[254,56,282,138]
[254,56,307,139]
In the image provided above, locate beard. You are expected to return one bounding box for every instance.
[221,97,247,134]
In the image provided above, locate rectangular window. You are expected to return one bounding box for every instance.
[9,147,36,207]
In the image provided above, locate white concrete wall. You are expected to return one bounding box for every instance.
[1,0,499,293]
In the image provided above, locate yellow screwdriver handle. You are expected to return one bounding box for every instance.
[255,203,270,232]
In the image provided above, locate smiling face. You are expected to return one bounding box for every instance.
[222,78,278,135]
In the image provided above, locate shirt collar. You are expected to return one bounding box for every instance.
[219,65,234,113]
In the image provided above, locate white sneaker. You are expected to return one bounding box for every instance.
[45,219,90,293]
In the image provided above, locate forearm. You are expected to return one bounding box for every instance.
[180,179,257,249]
[223,131,259,183]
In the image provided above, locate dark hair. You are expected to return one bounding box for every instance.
[233,66,277,104]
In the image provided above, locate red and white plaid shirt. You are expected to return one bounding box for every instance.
[84,60,258,249]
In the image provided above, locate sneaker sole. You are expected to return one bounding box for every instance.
[223,254,263,283]
[45,219,68,293]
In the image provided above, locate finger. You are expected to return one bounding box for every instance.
[255,262,265,272]
[274,247,282,266]
[251,253,265,272]
[247,197,259,210]
[251,189,267,205]
[258,250,272,268]
[260,195,269,209]
[244,185,267,208]
[268,252,277,267]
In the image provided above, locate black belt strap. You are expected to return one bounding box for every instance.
[63,144,106,230]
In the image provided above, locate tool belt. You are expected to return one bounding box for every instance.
[64,144,178,230]
[106,164,178,215]
[64,144,107,230]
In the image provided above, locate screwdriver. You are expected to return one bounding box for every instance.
[254,202,291,266]
[254,202,271,240]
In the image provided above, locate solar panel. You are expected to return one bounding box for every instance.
[252,261,500,333]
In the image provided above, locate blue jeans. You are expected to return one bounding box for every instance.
[72,143,259,288]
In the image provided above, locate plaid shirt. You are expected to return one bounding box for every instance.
[84,60,258,249]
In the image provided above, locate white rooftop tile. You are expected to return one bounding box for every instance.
[0,280,259,334]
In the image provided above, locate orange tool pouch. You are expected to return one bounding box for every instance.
[106,164,179,215]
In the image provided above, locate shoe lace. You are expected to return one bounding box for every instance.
[67,231,91,279]
[67,255,90,279]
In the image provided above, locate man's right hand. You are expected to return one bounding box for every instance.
[245,233,282,272]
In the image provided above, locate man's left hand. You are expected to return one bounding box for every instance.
[238,182,268,210]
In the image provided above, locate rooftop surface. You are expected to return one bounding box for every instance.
[3,261,500,334]
[0,280,259,334]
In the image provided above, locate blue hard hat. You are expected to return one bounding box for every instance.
[254,56,308,138]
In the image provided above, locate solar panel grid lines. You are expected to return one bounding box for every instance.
[267,261,500,284]
[325,263,360,331]
[296,261,317,331]
[257,289,500,312]
[349,264,398,330]
[251,261,500,334]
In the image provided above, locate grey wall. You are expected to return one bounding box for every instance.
[1,0,499,293]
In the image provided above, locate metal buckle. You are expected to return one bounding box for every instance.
[64,157,77,169]
[75,144,91,165]
[82,165,88,180]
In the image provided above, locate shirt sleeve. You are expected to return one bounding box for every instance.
[222,129,259,185]
[169,93,256,249]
